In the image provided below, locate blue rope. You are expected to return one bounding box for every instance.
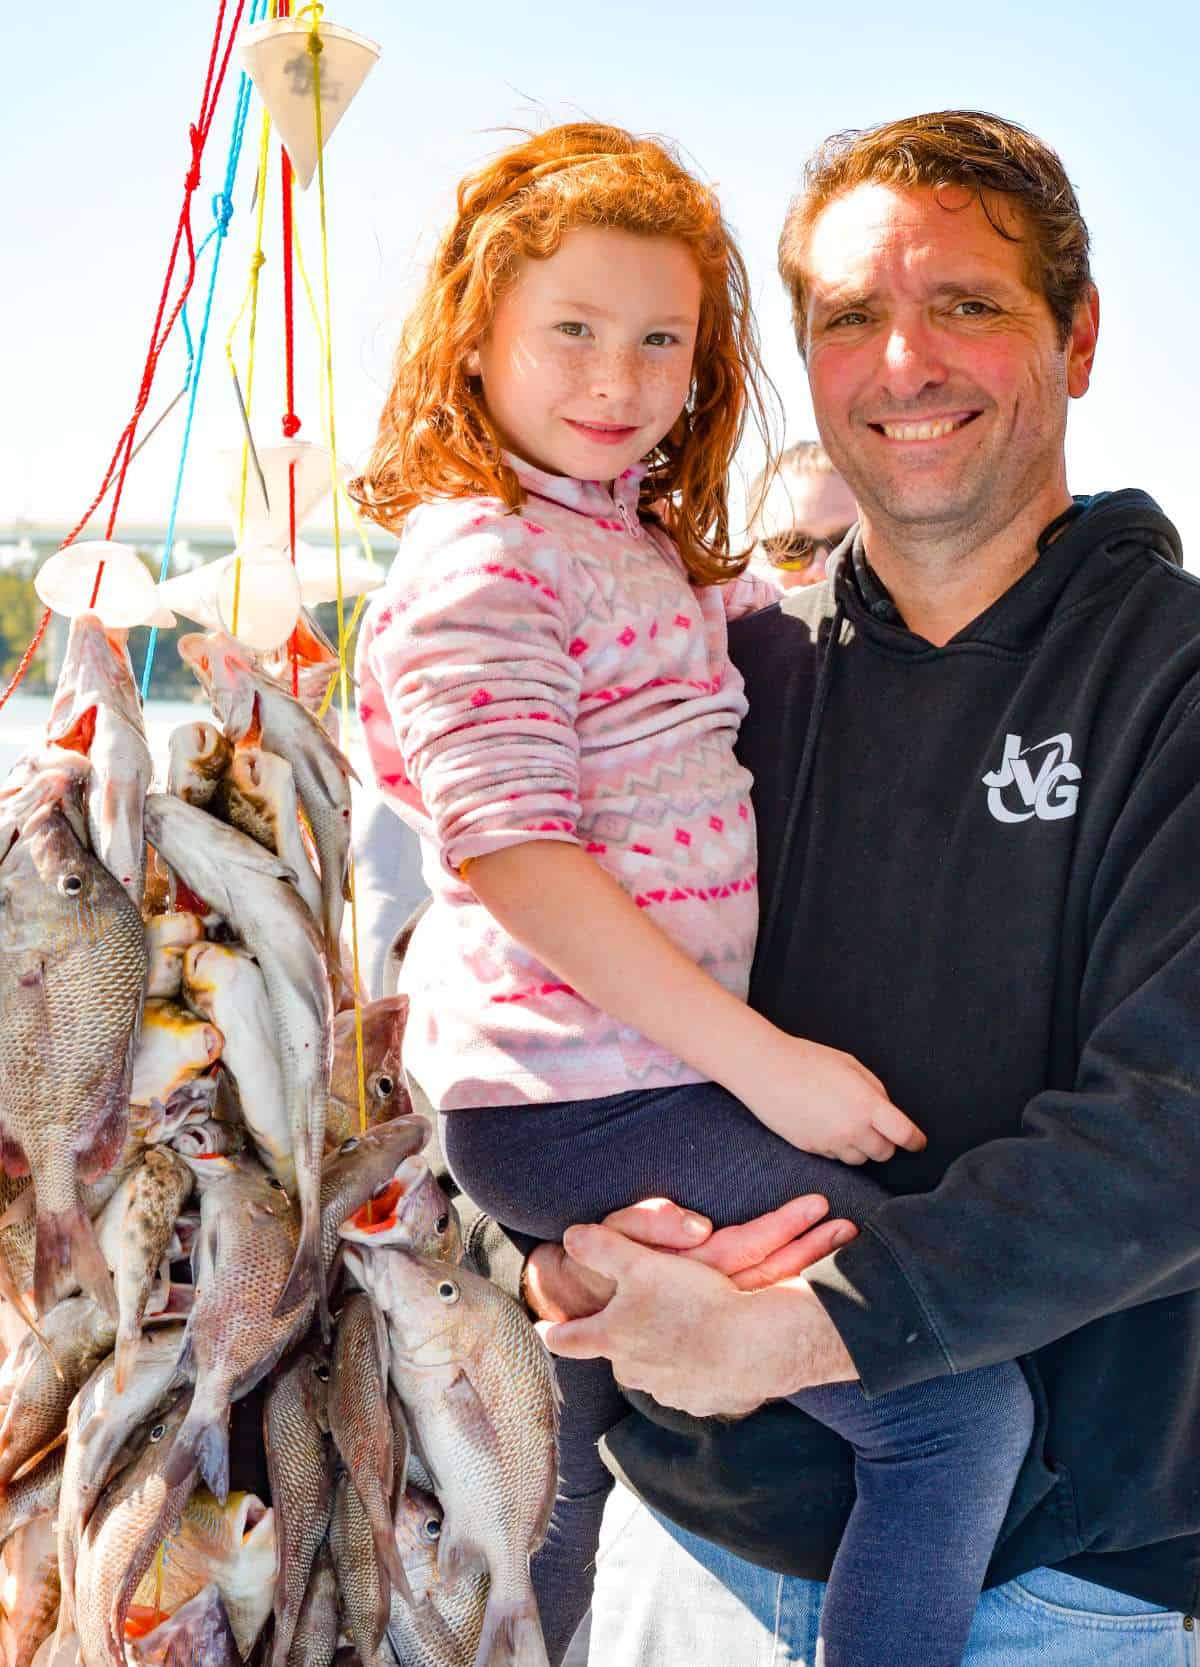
[140,0,269,699]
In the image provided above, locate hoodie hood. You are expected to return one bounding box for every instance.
[833,490,1183,657]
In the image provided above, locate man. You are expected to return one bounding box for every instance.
[515,110,1200,1663]
[749,440,859,590]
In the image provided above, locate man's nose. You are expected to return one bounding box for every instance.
[880,319,947,402]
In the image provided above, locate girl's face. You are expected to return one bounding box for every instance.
[469,225,702,482]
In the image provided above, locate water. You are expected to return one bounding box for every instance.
[0,693,428,997]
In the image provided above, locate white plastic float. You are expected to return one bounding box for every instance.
[239,13,380,191]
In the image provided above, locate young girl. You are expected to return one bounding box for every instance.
[354,123,1032,1667]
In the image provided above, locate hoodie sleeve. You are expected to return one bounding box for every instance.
[722,569,781,622]
[807,691,1200,1396]
[362,508,584,877]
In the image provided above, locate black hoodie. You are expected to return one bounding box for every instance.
[599,490,1200,1614]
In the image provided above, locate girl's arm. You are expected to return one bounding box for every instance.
[467,840,924,1165]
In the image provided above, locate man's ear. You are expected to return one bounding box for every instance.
[1067,285,1100,399]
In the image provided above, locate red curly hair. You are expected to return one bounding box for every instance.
[351,122,776,584]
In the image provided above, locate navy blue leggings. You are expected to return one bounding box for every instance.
[442,1083,1033,1667]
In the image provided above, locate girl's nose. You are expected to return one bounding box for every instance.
[590,348,639,402]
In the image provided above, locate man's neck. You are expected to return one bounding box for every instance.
[858,480,1074,646]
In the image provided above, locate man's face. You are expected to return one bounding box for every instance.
[801,183,1096,547]
[754,465,859,588]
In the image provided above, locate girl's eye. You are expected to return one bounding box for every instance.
[556,321,591,338]
[644,332,678,348]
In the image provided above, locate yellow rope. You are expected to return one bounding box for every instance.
[224,96,273,635]
[303,3,368,1137]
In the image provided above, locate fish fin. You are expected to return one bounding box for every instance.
[372,1504,417,1609]
[34,1200,117,1318]
[0,1184,34,1234]
[472,1590,550,1667]
[78,1099,129,1186]
[164,1400,225,1501]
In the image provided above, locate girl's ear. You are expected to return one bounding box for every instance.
[464,347,482,377]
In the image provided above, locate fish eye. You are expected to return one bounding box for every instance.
[313,1363,330,1382]
[436,1280,460,1304]
[59,873,83,897]
[435,1214,449,1234]
[268,1177,286,1191]
[423,1517,441,1540]
[340,1136,360,1153]
[370,1073,394,1100]
[149,1423,166,1442]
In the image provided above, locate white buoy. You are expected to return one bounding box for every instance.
[290,538,384,605]
[36,541,176,630]
[158,550,302,654]
[221,440,344,549]
[239,15,380,190]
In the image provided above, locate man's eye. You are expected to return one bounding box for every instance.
[953,300,994,317]
[828,311,869,329]
[556,322,590,338]
[644,331,678,348]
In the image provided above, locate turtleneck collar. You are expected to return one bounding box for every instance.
[504,451,646,531]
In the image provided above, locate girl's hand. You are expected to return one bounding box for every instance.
[743,1036,926,1165]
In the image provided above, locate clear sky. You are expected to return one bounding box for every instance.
[3,0,1197,564]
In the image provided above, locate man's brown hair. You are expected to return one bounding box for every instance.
[778,110,1092,352]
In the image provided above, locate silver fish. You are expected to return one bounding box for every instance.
[213,749,322,925]
[343,1251,557,1667]
[46,613,152,905]
[128,1487,274,1657]
[1,1515,60,1667]
[180,942,292,1191]
[166,724,233,811]
[74,1399,193,1667]
[54,1328,185,1645]
[339,1156,461,1264]
[143,915,203,1003]
[177,632,357,980]
[0,1445,64,1550]
[0,801,146,1317]
[389,1486,487,1667]
[129,1003,223,1114]
[143,794,330,1332]
[263,1344,333,1667]
[285,1541,337,1667]
[0,1296,117,1488]
[328,1294,413,1604]
[95,1148,191,1393]
[330,1469,389,1667]
[326,998,409,1152]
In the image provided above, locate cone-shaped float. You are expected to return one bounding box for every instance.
[239,15,380,190]
[158,548,303,654]
[221,440,345,549]
[36,541,176,630]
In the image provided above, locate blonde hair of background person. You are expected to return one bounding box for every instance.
[749,440,859,589]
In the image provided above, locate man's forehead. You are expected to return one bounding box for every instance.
[805,181,1031,298]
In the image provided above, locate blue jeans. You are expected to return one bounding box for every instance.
[586,1487,1198,1667]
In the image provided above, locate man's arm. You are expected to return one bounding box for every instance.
[546,705,1200,1407]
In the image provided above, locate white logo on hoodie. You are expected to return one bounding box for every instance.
[982,733,1081,824]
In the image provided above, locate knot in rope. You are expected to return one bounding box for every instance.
[251,250,267,272]
[212,192,234,234]
[282,414,302,437]
[184,124,204,193]
[306,31,324,57]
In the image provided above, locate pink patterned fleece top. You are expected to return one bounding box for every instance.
[356,455,777,1111]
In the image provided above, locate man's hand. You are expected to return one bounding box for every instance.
[537,1225,857,1418]
[523,1194,857,1323]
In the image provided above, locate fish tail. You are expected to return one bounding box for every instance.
[473,1588,550,1667]
[163,1399,227,1502]
[113,1329,138,1396]
[34,1199,117,1319]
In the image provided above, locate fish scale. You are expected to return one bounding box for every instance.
[263,1346,334,1667]
[0,800,146,1318]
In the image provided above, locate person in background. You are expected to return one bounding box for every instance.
[749,439,858,589]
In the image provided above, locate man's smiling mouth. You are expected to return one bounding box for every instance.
[870,412,981,442]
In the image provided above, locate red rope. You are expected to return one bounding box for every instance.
[278,0,302,698]
[1,0,247,712]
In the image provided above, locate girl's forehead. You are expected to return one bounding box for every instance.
[504,226,702,315]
